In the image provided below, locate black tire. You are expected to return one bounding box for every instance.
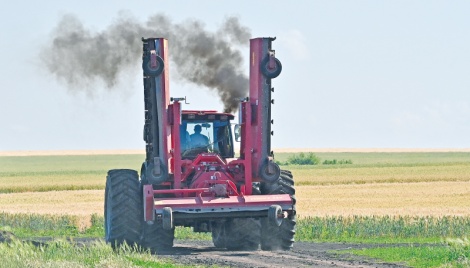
[259,160,281,183]
[260,170,295,197]
[212,183,262,249]
[260,170,296,250]
[142,161,168,185]
[211,220,227,248]
[142,55,164,76]
[212,219,260,250]
[161,207,173,230]
[260,215,296,251]
[104,169,142,249]
[140,221,175,252]
[260,56,282,79]
[224,218,261,250]
[268,205,283,227]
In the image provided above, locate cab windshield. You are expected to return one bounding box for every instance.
[180,119,234,159]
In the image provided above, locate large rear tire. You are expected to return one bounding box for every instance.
[260,170,296,250]
[104,169,142,249]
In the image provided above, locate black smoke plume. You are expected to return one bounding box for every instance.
[40,13,251,113]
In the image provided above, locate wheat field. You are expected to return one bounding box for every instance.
[296,181,470,217]
[1,150,470,220]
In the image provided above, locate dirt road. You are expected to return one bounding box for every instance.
[156,240,406,268]
[21,236,406,267]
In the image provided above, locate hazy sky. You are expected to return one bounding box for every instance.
[1,1,469,151]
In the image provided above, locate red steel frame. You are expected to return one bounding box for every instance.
[248,38,272,179]
[142,37,293,223]
[153,38,171,171]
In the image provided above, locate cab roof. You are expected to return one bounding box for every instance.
[182,110,235,120]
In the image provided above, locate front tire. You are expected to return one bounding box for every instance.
[104,169,142,249]
[260,170,296,250]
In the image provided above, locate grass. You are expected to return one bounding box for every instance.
[291,163,470,186]
[275,152,470,165]
[280,152,470,186]
[0,212,210,241]
[0,154,143,193]
[4,212,470,244]
[0,212,103,238]
[0,239,181,268]
[296,216,470,243]
[344,243,470,268]
[308,215,470,267]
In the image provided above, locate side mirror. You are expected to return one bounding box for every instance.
[234,124,241,142]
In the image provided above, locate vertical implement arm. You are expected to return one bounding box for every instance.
[243,37,282,184]
[142,38,171,184]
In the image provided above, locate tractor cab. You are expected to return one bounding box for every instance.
[180,110,235,159]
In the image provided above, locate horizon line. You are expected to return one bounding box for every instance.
[1,148,470,156]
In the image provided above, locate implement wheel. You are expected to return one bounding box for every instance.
[104,169,142,249]
[142,54,164,76]
[162,207,173,230]
[268,205,284,227]
[260,56,282,79]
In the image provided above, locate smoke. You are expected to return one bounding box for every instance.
[40,13,251,113]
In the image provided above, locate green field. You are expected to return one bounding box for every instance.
[279,152,470,186]
[277,152,470,165]
[0,154,142,193]
[2,152,470,192]
[1,151,470,267]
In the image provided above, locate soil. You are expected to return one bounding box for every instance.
[153,240,407,268]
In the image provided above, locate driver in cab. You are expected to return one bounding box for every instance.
[190,124,209,148]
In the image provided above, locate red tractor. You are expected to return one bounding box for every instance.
[104,37,296,251]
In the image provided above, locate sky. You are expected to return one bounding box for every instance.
[1,1,469,151]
